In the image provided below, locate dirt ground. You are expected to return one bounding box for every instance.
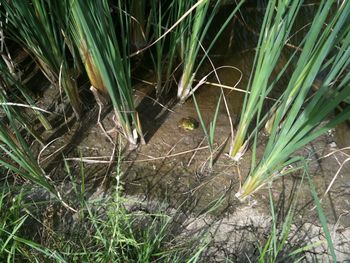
[36,75,349,261]
[20,14,350,260]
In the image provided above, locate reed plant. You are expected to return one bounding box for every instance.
[236,0,350,200]
[70,0,144,145]
[1,0,82,119]
[229,0,303,160]
[150,0,180,97]
[176,0,244,103]
[0,68,76,209]
[129,0,149,51]
[0,184,27,261]
[177,0,209,102]
[0,58,51,141]
[0,90,56,195]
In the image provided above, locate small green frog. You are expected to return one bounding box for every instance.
[178,117,199,131]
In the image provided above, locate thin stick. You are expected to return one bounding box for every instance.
[310,155,350,211]
[101,140,117,186]
[187,136,206,167]
[90,86,114,145]
[38,137,61,165]
[166,138,184,157]
[323,157,350,199]
[198,80,277,102]
[129,0,205,57]
[65,145,209,164]
[200,137,229,172]
[135,90,175,113]
[0,102,53,114]
[58,63,69,127]
[316,146,350,161]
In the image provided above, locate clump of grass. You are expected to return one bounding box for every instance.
[0,89,54,196]
[70,0,144,145]
[150,0,180,98]
[257,182,327,262]
[27,152,210,262]
[0,181,69,262]
[84,145,208,262]
[0,59,50,142]
[176,0,244,103]
[229,0,303,160]
[0,63,76,210]
[257,167,338,262]
[1,0,82,119]
[236,1,350,200]
[0,184,27,261]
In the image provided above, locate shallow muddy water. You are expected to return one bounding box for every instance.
[69,75,350,260]
[17,3,350,260]
[61,51,350,262]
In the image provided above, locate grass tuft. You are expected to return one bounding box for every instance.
[236,0,350,200]
[70,0,144,145]
[1,0,82,119]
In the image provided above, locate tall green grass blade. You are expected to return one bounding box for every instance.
[287,241,323,259]
[306,170,337,262]
[14,236,67,262]
[1,215,27,255]
[0,186,26,260]
[193,92,222,169]
[257,175,312,262]
[185,239,209,263]
[0,106,55,195]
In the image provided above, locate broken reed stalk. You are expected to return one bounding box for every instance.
[129,0,149,51]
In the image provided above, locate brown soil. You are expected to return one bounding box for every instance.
[39,62,350,260]
[14,21,350,260]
